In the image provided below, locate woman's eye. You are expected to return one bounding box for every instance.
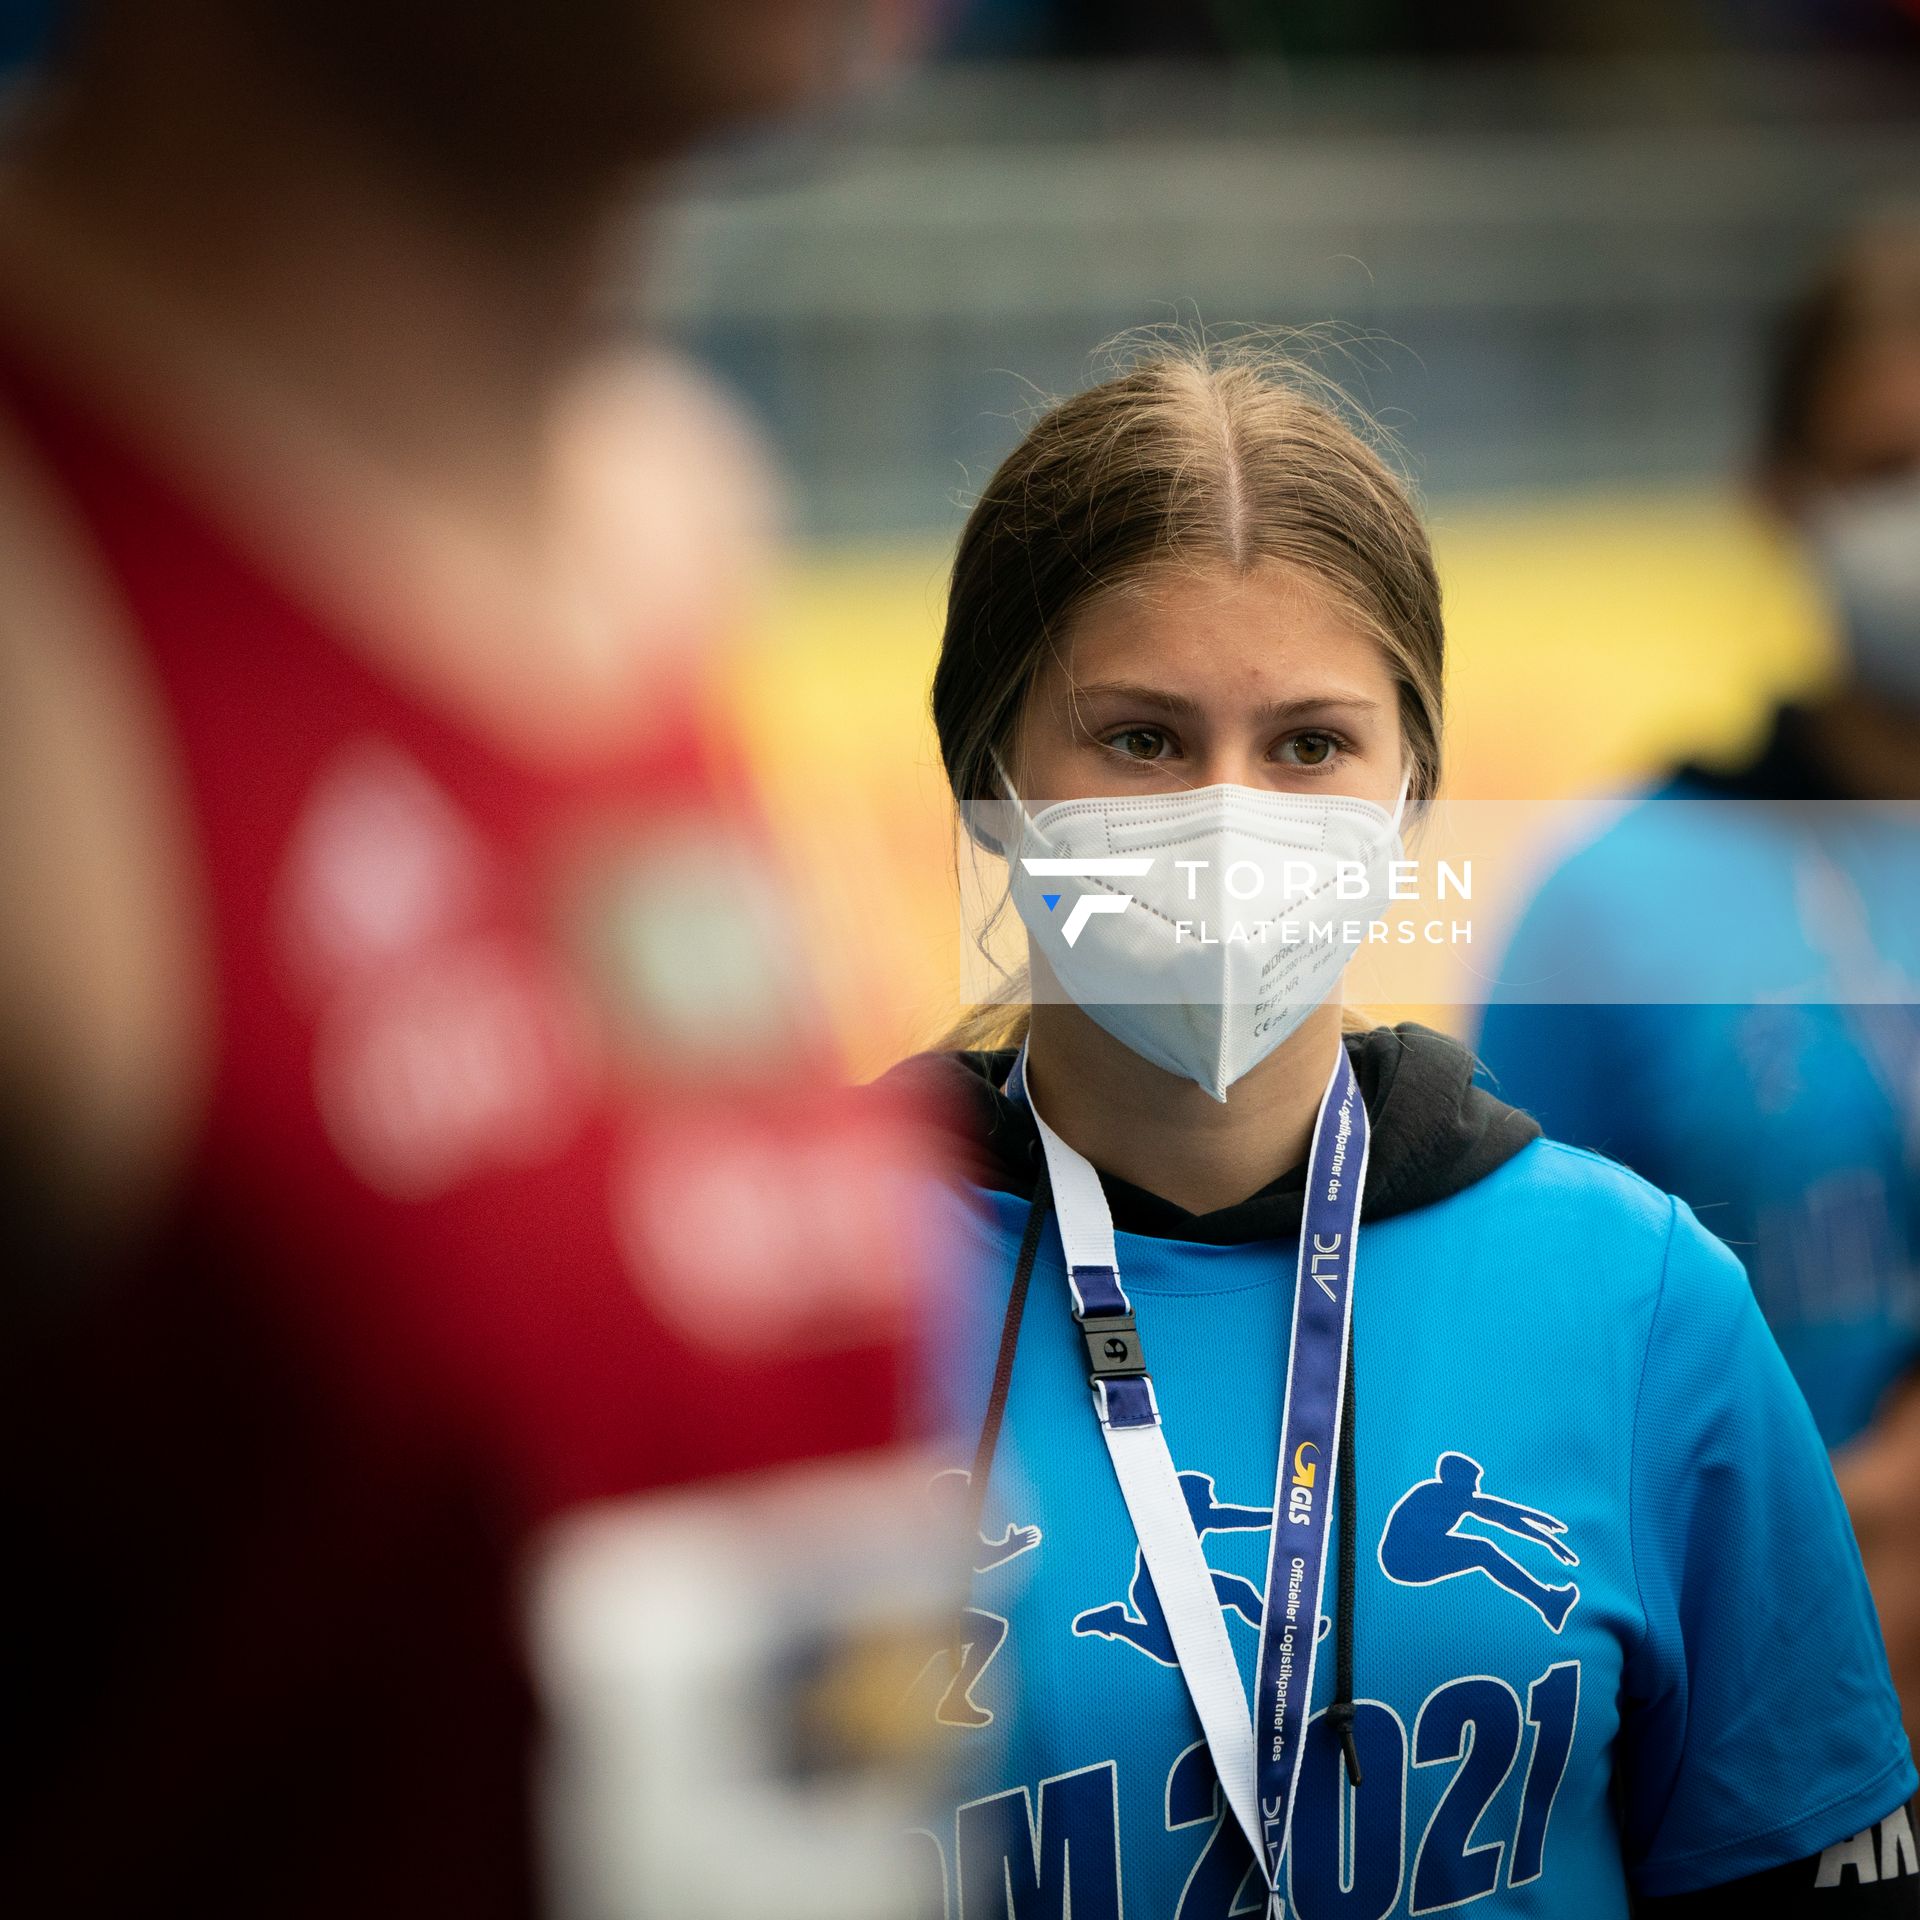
[1282,731,1342,768]
[1103,727,1171,762]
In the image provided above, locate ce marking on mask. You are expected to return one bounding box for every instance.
[1018,856,1155,946]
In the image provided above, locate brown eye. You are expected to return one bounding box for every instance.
[1106,727,1169,761]
[1288,731,1337,767]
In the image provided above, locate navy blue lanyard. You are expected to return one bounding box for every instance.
[1254,1045,1368,1891]
[1010,1042,1370,1908]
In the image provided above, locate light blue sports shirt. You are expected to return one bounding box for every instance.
[905,1036,1913,1919]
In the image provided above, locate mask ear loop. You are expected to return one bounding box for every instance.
[990,750,1023,809]
[1388,768,1413,837]
[961,752,1029,856]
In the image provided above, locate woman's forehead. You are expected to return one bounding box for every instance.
[1044,560,1392,693]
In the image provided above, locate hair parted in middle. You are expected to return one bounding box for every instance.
[928,332,1446,1054]
[931,331,1445,824]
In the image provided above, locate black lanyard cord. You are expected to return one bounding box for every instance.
[964,1162,1053,1551]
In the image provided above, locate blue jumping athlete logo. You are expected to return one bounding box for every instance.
[1072,1471,1272,1665]
[1378,1451,1580,1632]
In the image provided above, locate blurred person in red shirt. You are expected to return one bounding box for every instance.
[0,3,949,1916]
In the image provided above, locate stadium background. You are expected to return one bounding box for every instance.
[0,8,1914,1074]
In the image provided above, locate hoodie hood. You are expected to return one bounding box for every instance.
[876,1022,1538,1246]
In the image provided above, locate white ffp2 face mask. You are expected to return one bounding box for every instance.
[999,776,1408,1100]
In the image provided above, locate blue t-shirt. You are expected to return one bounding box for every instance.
[1475,786,1920,1447]
[913,1140,1913,1918]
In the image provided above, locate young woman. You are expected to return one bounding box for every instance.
[886,347,1918,1918]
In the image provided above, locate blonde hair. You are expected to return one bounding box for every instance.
[930,336,1445,1054]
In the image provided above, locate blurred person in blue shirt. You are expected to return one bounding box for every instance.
[1477,215,1920,1738]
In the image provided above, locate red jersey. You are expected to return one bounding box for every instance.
[0,343,936,1916]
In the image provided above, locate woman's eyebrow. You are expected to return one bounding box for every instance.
[1070,681,1384,724]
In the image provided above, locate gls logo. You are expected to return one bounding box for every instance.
[1018,855,1153,946]
[1288,1440,1317,1527]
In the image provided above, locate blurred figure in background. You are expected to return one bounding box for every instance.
[0,2,947,1916]
[1477,217,1920,1738]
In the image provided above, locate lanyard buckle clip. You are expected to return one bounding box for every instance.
[1080,1312,1145,1379]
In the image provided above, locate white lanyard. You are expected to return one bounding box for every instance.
[1009,1042,1370,1912]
